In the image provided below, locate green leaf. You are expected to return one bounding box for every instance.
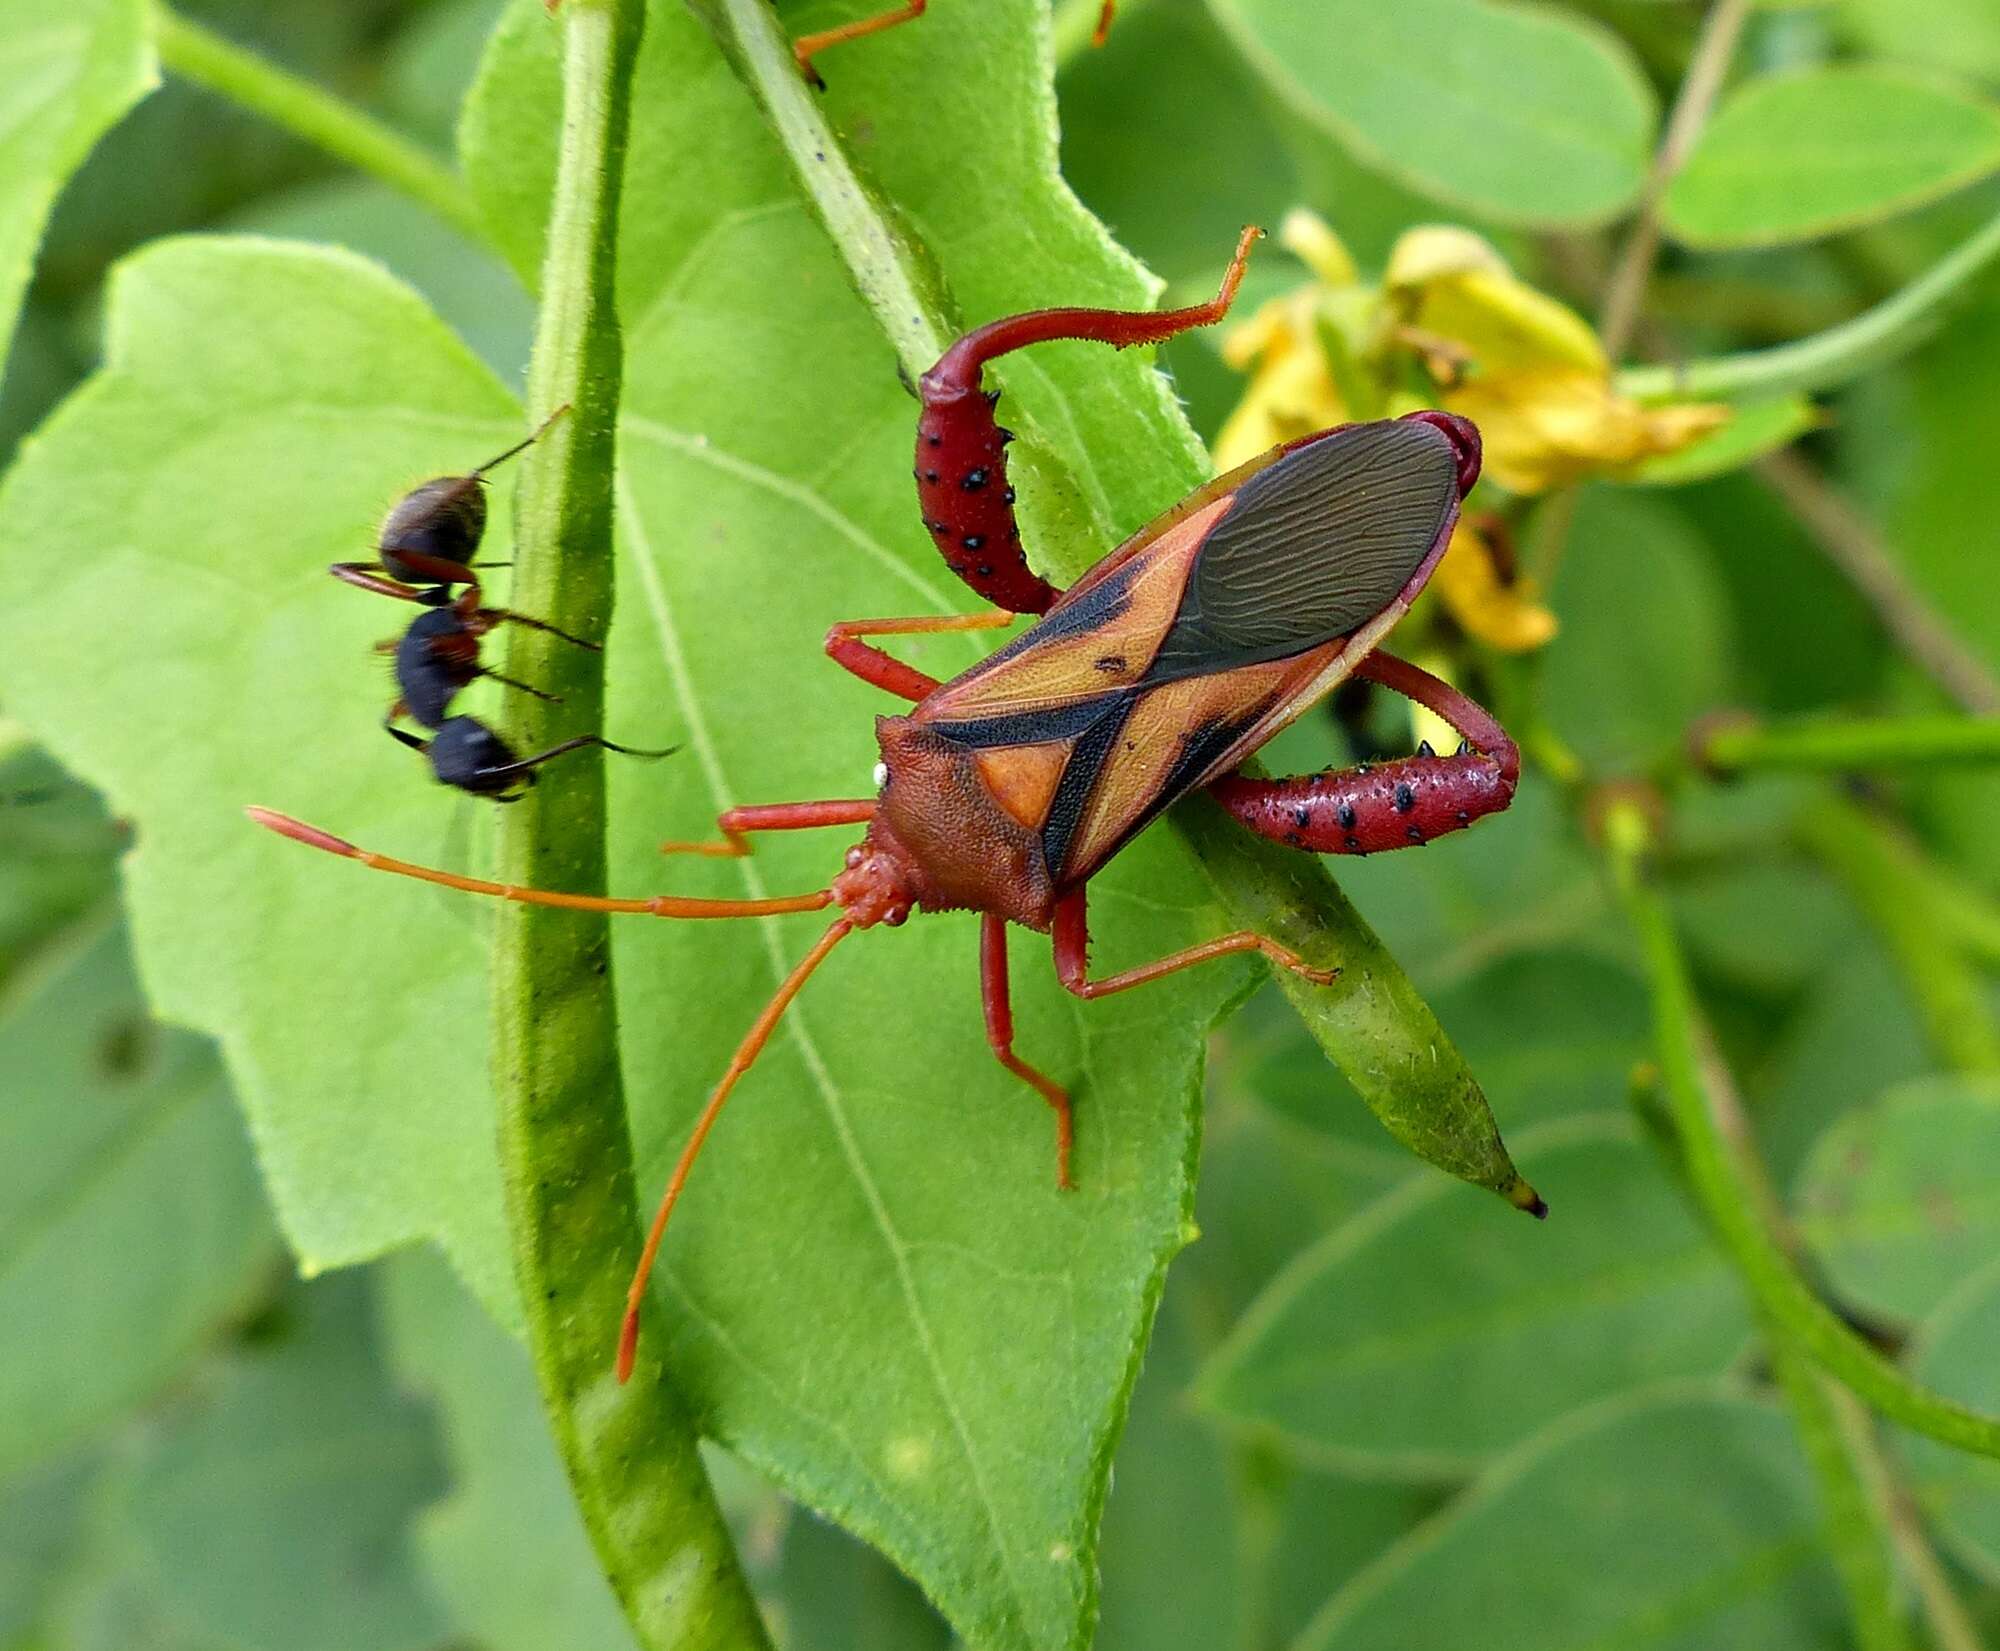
[375,1249,640,1651]
[1835,0,2000,84]
[1544,487,1737,775]
[0,739,124,989]
[1904,1259,2000,1584]
[1295,1390,1843,1650]
[0,911,278,1481]
[0,1450,99,1644]
[1198,1119,1752,1473]
[0,237,523,1320]
[118,1271,452,1651]
[1664,67,2000,249]
[1206,0,1657,229]
[1794,1075,2000,1323]
[0,0,153,374]
[1623,396,1821,487]
[467,5,1531,1644]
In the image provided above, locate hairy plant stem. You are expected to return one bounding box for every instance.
[492,4,770,1647]
[1617,210,2000,404]
[687,0,1539,1215]
[149,3,487,246]
[1605,799,2000,1460]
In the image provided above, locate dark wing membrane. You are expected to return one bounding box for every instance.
[1146,419,1459,680]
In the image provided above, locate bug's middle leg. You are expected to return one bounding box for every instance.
[913,224,1261,617]
[1208,651,1521,856]
[981,915,1075,1190]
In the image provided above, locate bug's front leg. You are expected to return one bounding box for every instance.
[1209,652,1520,855]
[823,609,1016,701]
[979,915,1074,1190]
[913,225,1261,617]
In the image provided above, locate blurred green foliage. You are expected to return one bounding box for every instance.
[0,0,1997,1648]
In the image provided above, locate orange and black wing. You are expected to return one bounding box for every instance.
[914,416,1467,884]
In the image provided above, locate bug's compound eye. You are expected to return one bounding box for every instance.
[873,761,890,788]
[885,905,910,927]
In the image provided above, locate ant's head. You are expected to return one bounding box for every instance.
[379,475,488,579]
[427,716,527,798]
[831,821,919,930]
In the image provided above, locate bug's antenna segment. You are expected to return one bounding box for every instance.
[244,808,835,917]
[1094,0,1116,47]
[472,402,572,476]
[618,917,857,1382]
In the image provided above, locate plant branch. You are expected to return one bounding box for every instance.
[1767,1343,1914,1651]
[687,0,1540,1214]
[1794,796,2000,1075]
[1693,710,2000,774]
[1754,450,2000,715]
[1605,798,2000,1460]
[1617,209,2000,404]
[150,3,488,247]
[491,4,770,1647]
[1597,0,1751,358]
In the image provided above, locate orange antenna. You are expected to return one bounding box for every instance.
[245,808,834,919]
[618,917,856,1382]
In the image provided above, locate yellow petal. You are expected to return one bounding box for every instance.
[1433,519,1559,653]
[1447,371,1731,494]
[1214,344,1351,471]
[1278,208,1359,286]
[1386,227,1602,376]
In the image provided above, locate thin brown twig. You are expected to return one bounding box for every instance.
[1757,449,2000,714]
[1598,0,1753,358]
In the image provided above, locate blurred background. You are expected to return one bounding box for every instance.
[3,0,1997,1646]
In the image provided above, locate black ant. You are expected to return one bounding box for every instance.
[385,717,673,802]
[330,405,570,609]
[378,584,672,803]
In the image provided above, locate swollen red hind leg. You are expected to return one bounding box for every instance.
[913,226,1262,616]
[1208,651,1519,856]
[981,916,1075,1190]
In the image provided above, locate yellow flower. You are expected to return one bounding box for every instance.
[1433,518,1558,653]
[1217,213,1729,496]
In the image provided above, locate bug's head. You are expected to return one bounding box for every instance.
[1399,409,1482,497]
[379,475,488,576]
[831,821,919,930]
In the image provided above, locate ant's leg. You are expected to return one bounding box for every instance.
[476,666,563,705]
[468,734,675,791]
[792,0,924,89]
[1051,884,1337,1000]
[331,564,434,603]
[824,610,1016,701]
[1208,651,1520,856]
[980,915,1074,1190]
[913,225,1260,616]
[1093,0,1116,46]
[660,800,877,858]
[457,589,601,654]
[247,807,836,918]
